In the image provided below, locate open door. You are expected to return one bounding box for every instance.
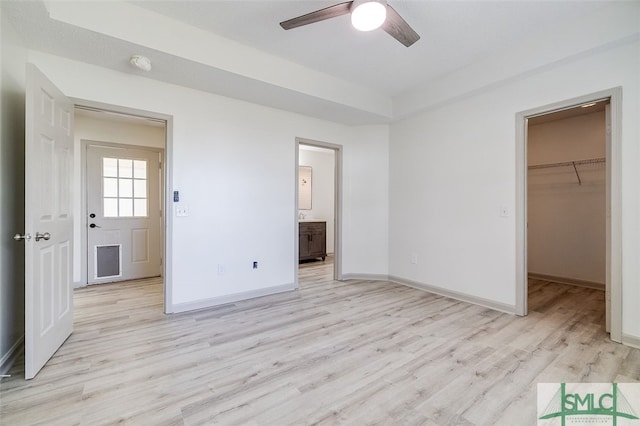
[19,64,74,379]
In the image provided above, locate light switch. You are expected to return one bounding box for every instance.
[500,206,510,217]
[176,205,189,217]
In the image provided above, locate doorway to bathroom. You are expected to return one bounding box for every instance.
[296,139,343,286]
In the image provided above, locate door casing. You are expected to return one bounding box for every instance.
[515,87,622,343]
[72,99,174,313]
[295,138,343,285]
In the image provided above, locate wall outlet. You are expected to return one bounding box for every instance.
[253,261,258,269]
[500,206,510,217]
[217,264,225,276]
[410,253,418,264]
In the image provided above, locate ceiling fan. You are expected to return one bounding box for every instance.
[279,0,420,47]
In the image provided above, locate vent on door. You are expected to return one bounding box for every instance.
[95,244,121,278]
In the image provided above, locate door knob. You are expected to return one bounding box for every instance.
[89,223,101,228]
[35,232,51,242]
[89,213,96,218]
[14,233,31,241]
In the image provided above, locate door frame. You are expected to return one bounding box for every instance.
[81,140,164,285]
[515,87,622,342]
[72,99,174,314]
[294,138,343,285]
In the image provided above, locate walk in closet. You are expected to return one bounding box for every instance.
[527,103,607,288]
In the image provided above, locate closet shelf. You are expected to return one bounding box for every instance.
[528,157,605,186]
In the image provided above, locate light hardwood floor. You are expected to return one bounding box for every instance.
[1,260,639,425]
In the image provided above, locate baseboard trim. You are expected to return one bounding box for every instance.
[622,333,640,350]
[340,273,389,281]
[171,283,297,313]
[1,335,24,377]
[388,275,517,315]
[528,272,604,291]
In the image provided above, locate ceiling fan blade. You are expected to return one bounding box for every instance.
[381,4,420,47]
[280,2,353,30]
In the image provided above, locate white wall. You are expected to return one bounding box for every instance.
[73,114,165,284]
[342,124,389,277]
[0,8,27,372]
[27,51,390,310]
[75,114,165,149]
[528,111,606,284]
[299,147,335,254]
[389,39,640,339]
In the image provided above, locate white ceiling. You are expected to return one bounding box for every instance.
[2,1,616,124]
[130,0,607,97]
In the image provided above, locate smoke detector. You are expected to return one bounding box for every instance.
[130,55,152,72]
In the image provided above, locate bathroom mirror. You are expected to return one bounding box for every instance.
[299,166,312,210]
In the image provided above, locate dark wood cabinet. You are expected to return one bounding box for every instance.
[299,221,326,262]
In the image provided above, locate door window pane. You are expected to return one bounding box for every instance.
[119,159,133,178]
[103,178,118,197]
[133,179,147,198]
[133,160,146,179]
[119,198,133,217]
[134,199,147,217]
[104,198,118,217]
[103,158,118,177]
[119,178,133,198]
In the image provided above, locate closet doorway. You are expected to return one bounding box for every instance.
[515,88,622,342]
[295,139,342,286]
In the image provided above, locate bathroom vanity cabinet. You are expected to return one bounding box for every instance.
[299,221,326,262]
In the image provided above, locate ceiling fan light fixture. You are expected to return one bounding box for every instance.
[351,0,387,32]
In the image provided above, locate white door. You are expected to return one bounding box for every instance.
[22,64,74,380]
[86,144,162,284]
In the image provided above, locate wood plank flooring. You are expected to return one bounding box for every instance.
[1,261,639,425]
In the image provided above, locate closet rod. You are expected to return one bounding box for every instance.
[528,157,605,170]
[528,157,605,186]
